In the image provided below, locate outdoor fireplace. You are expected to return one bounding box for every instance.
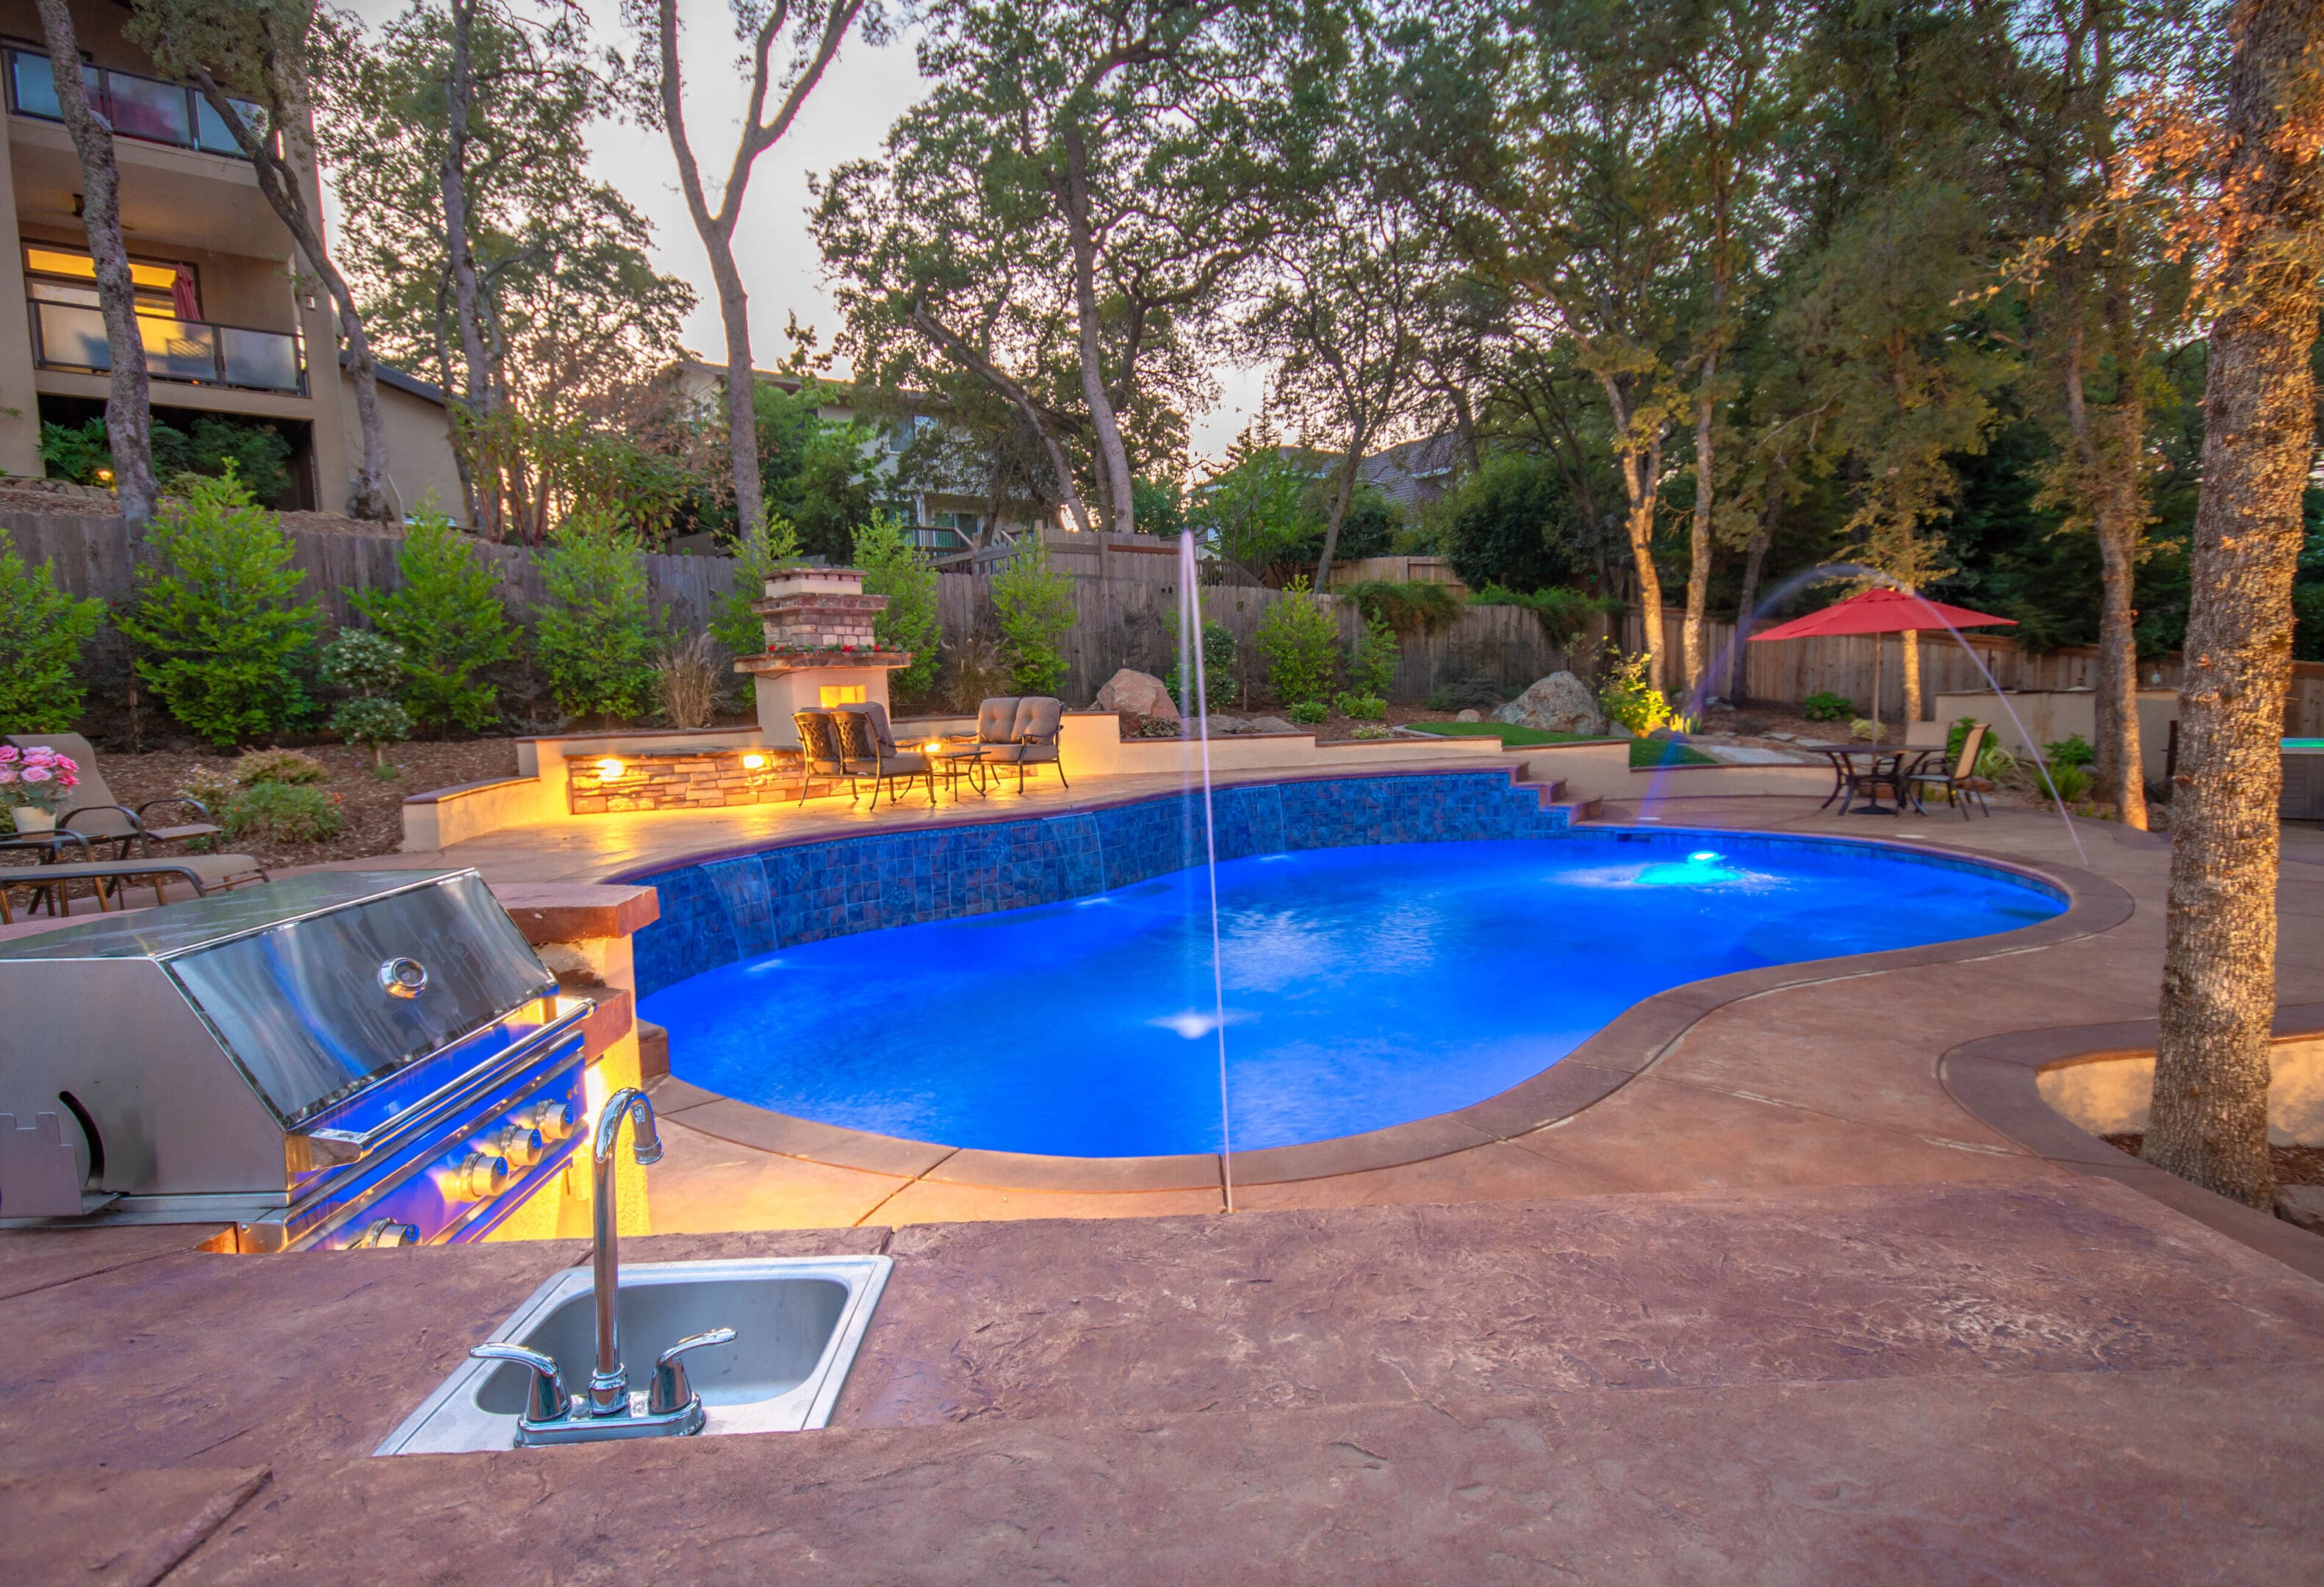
[733,566,913,746]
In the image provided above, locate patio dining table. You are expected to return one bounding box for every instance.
[1805,744,1940,816]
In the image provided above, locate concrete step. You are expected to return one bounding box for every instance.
[1550,795,1604,823]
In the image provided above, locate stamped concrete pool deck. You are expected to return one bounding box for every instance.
[314,772,2324,1254]
[10,776,2323,1578]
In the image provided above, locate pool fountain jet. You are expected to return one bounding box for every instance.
[1176,530,1236,1212]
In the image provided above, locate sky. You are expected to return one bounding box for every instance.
[328,0,1268,470]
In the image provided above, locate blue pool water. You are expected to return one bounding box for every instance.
[642,831,2064,1158]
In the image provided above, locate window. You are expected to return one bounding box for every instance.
[886,414,936,453]
[4,46,265,159]
[24,245,193,320]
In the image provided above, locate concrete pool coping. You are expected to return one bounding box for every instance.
[642,826,2134,1195]
[1942,1001,2324,1285]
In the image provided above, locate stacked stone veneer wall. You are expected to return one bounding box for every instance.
[626,771,1575,996]
[568,749,838,813]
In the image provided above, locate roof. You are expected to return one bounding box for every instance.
[1360,434,1464,511]
[339,352,447,408]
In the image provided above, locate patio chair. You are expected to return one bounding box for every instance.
[831,705,934,810]
[791,710,846,805]
[0,853,269,925]
[1905,723,1994,818]
[972,697,1021,759]
[6,733,223,859]
[979,696,1068,794]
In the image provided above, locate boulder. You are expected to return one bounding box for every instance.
[1094,668,1178,723]
[1492,672,1606,737]
[1454,708,1483,723]
[1246,716,1296,734]
[2277,1184,2324,1236]
[1204,715,1251,735]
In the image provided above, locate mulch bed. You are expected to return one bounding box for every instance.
[2103,1132,2324,1188]
[21,739,521,872]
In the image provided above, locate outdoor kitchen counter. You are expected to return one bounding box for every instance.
[5,1178,2324,1581]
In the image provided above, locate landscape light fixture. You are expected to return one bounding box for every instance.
[596,757,625,780]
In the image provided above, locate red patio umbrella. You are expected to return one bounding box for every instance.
[1746,587,2015,733]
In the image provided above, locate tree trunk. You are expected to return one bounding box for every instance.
[1312,434,1370,594]
[439,0,497,536]
[910,302,1093,534]
[2093,497,2147,823]
[1599,375,1668,692]
[2143,0,2324,1210]
[1062,130,1137,536]
[191,71,392,519]
[36,0,156,529]
[1899,625,1921,732]
[1683,346,1719,697]
[716,263,763,537]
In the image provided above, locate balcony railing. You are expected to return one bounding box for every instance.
[4,46,265,159]
[30,299,306,397]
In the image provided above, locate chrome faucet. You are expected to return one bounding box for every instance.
[588,1087,663,1415]
[468,1086,735,1446]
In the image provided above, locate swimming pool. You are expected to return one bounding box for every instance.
[641,829,2065,1159]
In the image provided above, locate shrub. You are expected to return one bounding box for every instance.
[1426,674,1504,713]
[854,510,940,701]
[991,539,1076,695]
[320,630,412,769]
[1166,618,1240,713]
[43,415,294,502]
[653,632,722,729]
[938,632,1013,713]
[1350,722,1393,740]
[1436,451,1589,592]
[353,511,517,732]
[1254,577,1339,707]
[1342,580,1461,636]
[237,747,329,785]
[0,531,104,732]
[2041,761,2093,803]
[1333,692,1388,721]
[2044,733,2095,769]
[1849,716,1877,741]
[222,780,343,843]
[1287,699,1328,726]
[1469,583,1616,645]
[536,510,655,721]
[1597,649,1674,735]
[710,514,802,658]
[1802,691,1852,722]
[1350,611,1399,698]
[117,469,317,746]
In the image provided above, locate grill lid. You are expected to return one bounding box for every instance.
[0,870,557,1128]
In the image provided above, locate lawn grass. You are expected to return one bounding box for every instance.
[1404,719,1717,769]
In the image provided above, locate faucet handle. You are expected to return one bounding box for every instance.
[647,1327,736,1417]
[470,1342,572,1426]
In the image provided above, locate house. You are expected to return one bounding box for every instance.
[1359,433,1464,514]
[669,358,1052,559]
[0,2,462,519]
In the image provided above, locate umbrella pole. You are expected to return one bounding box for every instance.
[1871,639,1883,740]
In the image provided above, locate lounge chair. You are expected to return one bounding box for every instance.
[831,704,934,810]
[1905,723,1995,818]
[0,853,269,924]
[791,710,846,805]
[5,733,223,859]
[978,697,1068,793]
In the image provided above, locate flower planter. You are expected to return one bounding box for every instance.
[8,807,56,833]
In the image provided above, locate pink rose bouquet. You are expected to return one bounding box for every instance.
[0,745,79,813]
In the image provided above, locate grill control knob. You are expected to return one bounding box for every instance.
[378,957,428,999]
[443,1151,508,1203]
[350,1218,420,1249]
[492,1124,546,1169]
[522,1101,576,1142]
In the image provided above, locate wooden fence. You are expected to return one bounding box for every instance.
[9,505,2317,727]
[1622,607,2324,737]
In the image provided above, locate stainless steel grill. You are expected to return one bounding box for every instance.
[0,870,595,1251]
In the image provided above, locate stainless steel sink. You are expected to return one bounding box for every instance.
[375,1256,891,1454]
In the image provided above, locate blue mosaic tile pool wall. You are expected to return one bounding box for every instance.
[630,772,1572,996]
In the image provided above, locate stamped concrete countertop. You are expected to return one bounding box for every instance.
[6,1173,2324,1583]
